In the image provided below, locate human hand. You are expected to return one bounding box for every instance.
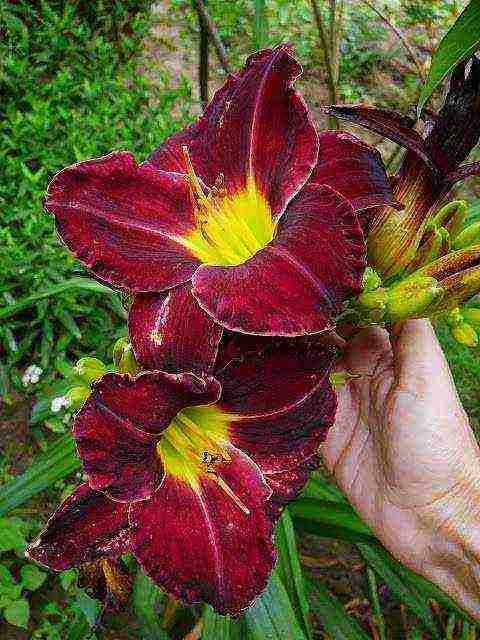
[322,319,480,619]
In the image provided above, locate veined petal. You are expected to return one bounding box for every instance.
[130,444,275,616]
[129,284,223,374]
[265,455,320,520]
[149,45,318,219]
[45,152,200,292]
[217,338,337,472]
[320,105,437,175]
[314,131,400,216]
[73,372,221,501]
[192,185,365,336]
[26,484,130,571]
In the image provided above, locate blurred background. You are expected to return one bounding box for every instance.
[1,1,480,638]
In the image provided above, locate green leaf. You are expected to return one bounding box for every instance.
[132,571,169,640]
[302,475,349,504]
[244,571,307,640]
[290,498,377,545]
[4,598,30,629]
[20,565,47,591]
[202,606,233,639]
[0,565,22,600]
[356,544,441,639]
[0,434,80,516]
[308,580,370,640]
[418,0,480,116]
[276,510,312,638]
[75,591,101,627]
[253,0,267,50]
[0,277,114,320]
[0,517,27,552]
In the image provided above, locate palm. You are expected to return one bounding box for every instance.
[322,320,480,620]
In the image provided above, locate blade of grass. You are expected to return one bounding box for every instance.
[244,570,307,640]
[276,510,312,638]
[253,0,267,50]
[0,278,114,320]
[366,566,387,640]
[0,434,80,516]
[290,498,376,539]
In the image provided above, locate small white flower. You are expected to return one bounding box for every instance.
[51,395,70,413]
[22,364,43,387]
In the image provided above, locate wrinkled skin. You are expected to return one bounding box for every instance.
[323,320,480,620]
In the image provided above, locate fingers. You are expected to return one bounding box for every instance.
[340,326,391,376]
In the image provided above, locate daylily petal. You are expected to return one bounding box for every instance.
[130,444,275,615]
[320,105,437,175]
[45,152,200,292]
[265,455,320,520]
[217,338,337,472]
[446,160,480,187]
[314,131,400,215]
[26,484,130,570]
[192,185,365,335]
[149,45,317,218]
[129,284,223,374]
[74,372,221,501]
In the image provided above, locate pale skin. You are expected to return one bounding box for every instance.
[322,319,480,620]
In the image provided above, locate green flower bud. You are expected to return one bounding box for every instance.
[451,322,479,347]
[427,200,468,234]
[362,267,382,293]
[385,276,444,322]
[461,307,480,326]
[112,337,130,368]
[118,345,139,375]
[66,385,90,409]
[75,357,107,385]
[452,221,480,250]
[357,287,387,311]
[443,307,463,327]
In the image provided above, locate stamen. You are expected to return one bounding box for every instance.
[207,470,250,516]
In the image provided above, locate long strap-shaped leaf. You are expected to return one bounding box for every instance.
[244,570,307,640]
[276,510,312,639]
[133,572,169,640]
[0,434,80,516]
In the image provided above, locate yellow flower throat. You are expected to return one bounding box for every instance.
[157,404,250,514]
[179,147,276,267]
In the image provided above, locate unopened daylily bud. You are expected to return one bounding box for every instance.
[451,322,479,347]
[357,287,387,311]
[118,345,139,375]
[75,357,107,384]
[112,337,130,368]
[385,276,443,322]
[362,267,382,293]
[461,307,480,326]
[452,221,480,250]
[407,228,444,273]
[443,201,469,240]
[443,307,463,327]
[66,385,90,409]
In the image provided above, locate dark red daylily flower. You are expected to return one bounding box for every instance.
[27,297,336,615]
[323,57,480,279]
[45,44,395,337]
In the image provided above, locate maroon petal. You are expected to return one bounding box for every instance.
[192,185,366,336]
[129,284,223,374]
[265,455,320,520]
[45,152,201,292]
[314,131,401,212]
[217,338,337,472]
[73,372,221,501]
[321,105,437,175]
[26,484,130,571]
[130,445,275,615]
[149,45,317,218]
[446,160,480,187]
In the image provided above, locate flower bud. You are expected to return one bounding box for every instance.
[407,228,444,273]
[451,322,479,347]
[117,345,139,375]
[362,267,382,293]
[357,287,387,311]
[461,307,480,326]
[112,337,130,368]
[443,306,462,327]
[427,200,468,235]
[385,276,444,322]
[75,357,107,385]
[452,221,480,250]
[66,385,90,409]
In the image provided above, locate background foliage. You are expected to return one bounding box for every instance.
[1,0,480,638]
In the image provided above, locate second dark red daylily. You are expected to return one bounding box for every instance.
[27,299,336,615]
[45,44,396,337]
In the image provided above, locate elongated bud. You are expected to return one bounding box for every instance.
[451,322,478,347]
[414,245,480,281]
[443,201,469,240]
[117,345,139,375]
[452,221,480,250]
[112,337,130,367]
[362,267,382,293]
[385,276,444,322]
[357,287,387,311]
[462,307,480,326]
[443,307,463,327]
[407,227,445,273]
[75,357,106,385]
[66,385,90,409]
